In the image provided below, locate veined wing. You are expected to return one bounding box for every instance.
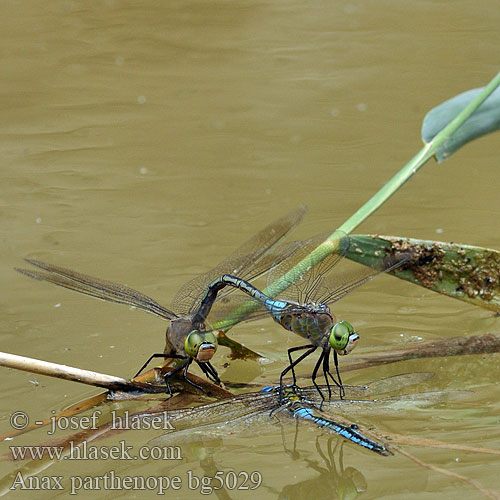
[149,373,435,454]
[266,233,409,306]
[315,251,410,305]
[153,372,435,429]
[171,206,306,316]
[205,293,273,330]
[265,232,351,304]
[205,238,302,308]
[15,259,177,321]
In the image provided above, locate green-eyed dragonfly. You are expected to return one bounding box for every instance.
[14,207,306,395]
[147,372,442,456]
[201,233,409,403]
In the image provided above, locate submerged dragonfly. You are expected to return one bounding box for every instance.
[15,207,306,394]
[202,233,409,403]
[148,372,439,456]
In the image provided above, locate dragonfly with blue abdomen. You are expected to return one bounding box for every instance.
[148,385,391,456]
[14,207,306,395]
[147,372,438,456]
[200,233,409,403]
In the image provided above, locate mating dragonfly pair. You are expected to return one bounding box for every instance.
[15,207,407,403]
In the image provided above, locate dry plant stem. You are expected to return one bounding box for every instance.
[393,446,500,500]
[0,351,233,398]
[341,333,500,372]
[0,352,164,393]
[387,434,500,455]
[0,354,234,441]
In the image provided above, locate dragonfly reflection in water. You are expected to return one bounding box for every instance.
[277,437,367,500]
[203,233,409,403]
[148,372,439,456]
[15,207,306,394]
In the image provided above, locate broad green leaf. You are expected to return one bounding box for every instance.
[347,235,500,312]
[422,86,500,162]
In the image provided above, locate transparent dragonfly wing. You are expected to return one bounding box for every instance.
[265,232,351,304]
[204,293,272,330]
[349,371,434,396]
[171,206,306,316]
[210,239,303,302]
[265,233,409,307]
[327,389,473,419]
[149,372,440,452]
[315,251,410,306]
[158,372,433,430]
[15,259,177,320]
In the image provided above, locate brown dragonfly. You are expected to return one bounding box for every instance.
[16,207,306,395]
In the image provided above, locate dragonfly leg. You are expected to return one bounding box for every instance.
[133,353,165,379]
[322,351,344,399]
[286,344,316,389]
[197,361,221,385]
[322,348,332,401]
[311,350,326,408]
[180,359,207,395]
[163,360,190,397]
[333,350,345,399]
[280,345,317,405]
[162,356,211,396]
[133,352,186,379]
[163,358,206,396]
[205,362,221,384]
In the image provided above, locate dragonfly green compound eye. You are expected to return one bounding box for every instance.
[184,331,218,360]
[329,320,359,354]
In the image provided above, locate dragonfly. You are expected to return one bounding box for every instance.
[14,206,306,395]
[202,232,409,403]
[147,372,439,456]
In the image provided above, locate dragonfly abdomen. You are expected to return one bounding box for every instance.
[206,275,289,314]
[293,407,391,455]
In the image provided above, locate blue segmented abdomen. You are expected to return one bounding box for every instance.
[293,407,391,455]
[262,298,288,315]
[223,276,293,326]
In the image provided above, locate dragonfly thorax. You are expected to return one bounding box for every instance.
[302,301,329,314]
[277,308,335,347]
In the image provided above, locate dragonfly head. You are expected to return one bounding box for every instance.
[329,320,359,355]
[184,330,218,362]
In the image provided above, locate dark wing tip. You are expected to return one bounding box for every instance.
[14,267,48,282]
[23,258,50,270]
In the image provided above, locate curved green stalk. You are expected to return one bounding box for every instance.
[214,70,500,331]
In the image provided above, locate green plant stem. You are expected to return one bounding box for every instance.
[213,70,500,331]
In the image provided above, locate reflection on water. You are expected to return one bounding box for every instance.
[278,437,367,500]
